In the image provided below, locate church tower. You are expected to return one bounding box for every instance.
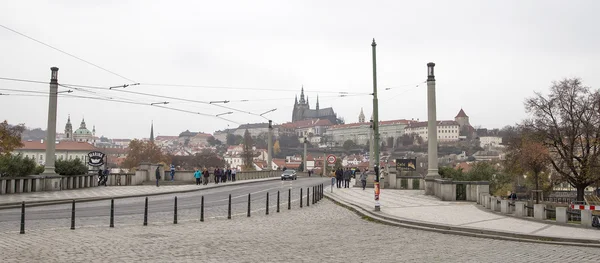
[359,108,365,123]
[454,108,470,128]
[316,95,320,111]
[292,86,309,122]
[65,115,73,140]
[150,121,155,143]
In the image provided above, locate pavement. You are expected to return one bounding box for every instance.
[325,181,600,247]
[0,177,282,209]
[2,200,600,262]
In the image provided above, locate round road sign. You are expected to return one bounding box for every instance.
[327,154,337,164]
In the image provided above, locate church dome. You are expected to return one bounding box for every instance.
[74,128,92,135]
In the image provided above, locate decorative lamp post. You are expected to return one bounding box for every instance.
[371,39,381,211]
[267,120,273,171]
[303,137,308,172]
[43,67,59,175]
[424,62,441,195]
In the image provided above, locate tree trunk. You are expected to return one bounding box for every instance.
[535,172,539,204]
[576,184,586,202]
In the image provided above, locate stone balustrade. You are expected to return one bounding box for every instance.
[163,170,276,182]
[0,174,98,194]
[478,194,598,228]
[431,179,490,202]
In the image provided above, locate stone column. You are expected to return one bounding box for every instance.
[500,200,510,214]
[581,210,593,227]
[43,67,59,175]
[514,202,526,217]
[425,62,440,195]
[555,207,567,223]
[533,204,547,220]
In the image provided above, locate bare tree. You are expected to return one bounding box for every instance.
[523,78,600,201]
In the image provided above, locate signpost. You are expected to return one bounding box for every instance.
[327,155,336,193]
[87,151,106,167]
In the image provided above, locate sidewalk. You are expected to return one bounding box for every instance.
[0,177,279,209]
[325,184,600,246]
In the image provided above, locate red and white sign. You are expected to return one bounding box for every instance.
[326,154,337,164]
[570,204,600,211]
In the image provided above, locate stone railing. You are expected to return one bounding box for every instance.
[432,179,490,202]
[394,176,425,190]
[0,174,99,195]
[477,194,599,228]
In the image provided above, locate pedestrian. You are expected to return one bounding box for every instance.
[102,167,109,186]
[220,167,226,183]
[214,167,220,184]
[155,165,162,187]
[360,168,369,190]
[170,164,175,181]
[231,167,237,182]
[335,168,343,188]
[343,168,352,188]
[202,168,210,185]
[226,167,232,182]
[194,167,201,185]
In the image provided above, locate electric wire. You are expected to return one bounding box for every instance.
[0,24,136,83]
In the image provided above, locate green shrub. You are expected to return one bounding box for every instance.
[34,165,44,175]
[0,154,37,177]
[55,158,88,176]
[412,178,420,189]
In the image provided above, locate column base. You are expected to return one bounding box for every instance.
[424,174,441,195]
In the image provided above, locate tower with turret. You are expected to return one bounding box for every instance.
[291,86,338,124]
[358,108,365,123]
[64,115,73,140]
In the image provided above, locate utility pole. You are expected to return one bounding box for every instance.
[267,120,273,170]
[425,62,440,195]
[303,137,308,172]
[43,67,59,175]
[371,39,381,211]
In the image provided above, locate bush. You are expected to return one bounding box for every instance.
[0,154,37,177]
[55,158,88,176]
[34,165,44,175]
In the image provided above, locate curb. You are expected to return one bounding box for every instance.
[324,191,600,248]
[0,177,280,210]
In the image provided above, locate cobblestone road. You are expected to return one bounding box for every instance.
[1,200,599,263]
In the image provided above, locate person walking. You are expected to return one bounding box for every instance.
[202,168,210,185]
[214,167,221,184]
[343,168,352,188]
[360,168,369,190]
[231,167,237,182]
[226,167,232,182]
[335,168,343,188]
[170,164,175,181]
[155,165,162,187]
[194,167,202,185]
[221,167,227,183]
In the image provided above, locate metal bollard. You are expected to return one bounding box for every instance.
[288,188,291,210]
[174,196,178,224]
[200,196,204,222]
[300,188,303,208]
[277,191,280,213]
[110,199,115,228]
[307,187,310,207]
[266,192,269,215]
[20,202,25,234]
[70,200,76,230]
[247,193,251,217]
[143,197,148,226]
[312,186,315,204]
[228,194,232,219]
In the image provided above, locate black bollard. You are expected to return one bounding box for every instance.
[174,196,178,224]
[266,192,269,215]
[307,187,310,207]
[200,196,204,222]
[288,188,291,210]
[228,194,232,219]
[143,197,148,226]
[277,191,280,213]
[247,193,251,217]
[19,202,25,234]
[300,188,303,208]
[70,200,75,230]
[110,199,115,228]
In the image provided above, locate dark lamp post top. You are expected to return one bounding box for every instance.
[372,38,376,47]
[50,67,59,81]
[427,62,435,81]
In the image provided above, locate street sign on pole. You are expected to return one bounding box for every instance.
[327,154,336,165]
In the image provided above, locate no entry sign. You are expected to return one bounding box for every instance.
[326,154,337,164]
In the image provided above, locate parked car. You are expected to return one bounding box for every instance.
[281,169,297,180]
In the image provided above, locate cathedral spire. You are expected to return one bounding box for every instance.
[359,107,365,123]
[150,121,154,143]
[306,96,309,109]
[295,95,298,104]
[316,95,320,110]
[299,85,306,104]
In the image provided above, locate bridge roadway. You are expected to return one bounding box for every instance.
[0,177,331,232]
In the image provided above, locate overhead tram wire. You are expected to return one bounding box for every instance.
[0,24,136,83]
[139,83,369,95]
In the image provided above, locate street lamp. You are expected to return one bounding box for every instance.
[216,111,233,117]
[371,39,381,211]
[424,62,441,196]
[303,137,308,172]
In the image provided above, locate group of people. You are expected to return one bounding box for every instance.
[193,166,237,185]
[333,167,370,190]
[154,165,238,187]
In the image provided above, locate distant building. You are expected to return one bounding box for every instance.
[479,136,503,148]
[292,86,338,124]
[404,120,460,142]
[14,140,98,166]
[60,115,97,143]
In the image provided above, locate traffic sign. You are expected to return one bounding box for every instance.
[326,154,336,164]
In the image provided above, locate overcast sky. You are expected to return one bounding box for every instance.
[1,0,598,139]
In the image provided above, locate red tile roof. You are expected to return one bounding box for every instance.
[19,141,98,151]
